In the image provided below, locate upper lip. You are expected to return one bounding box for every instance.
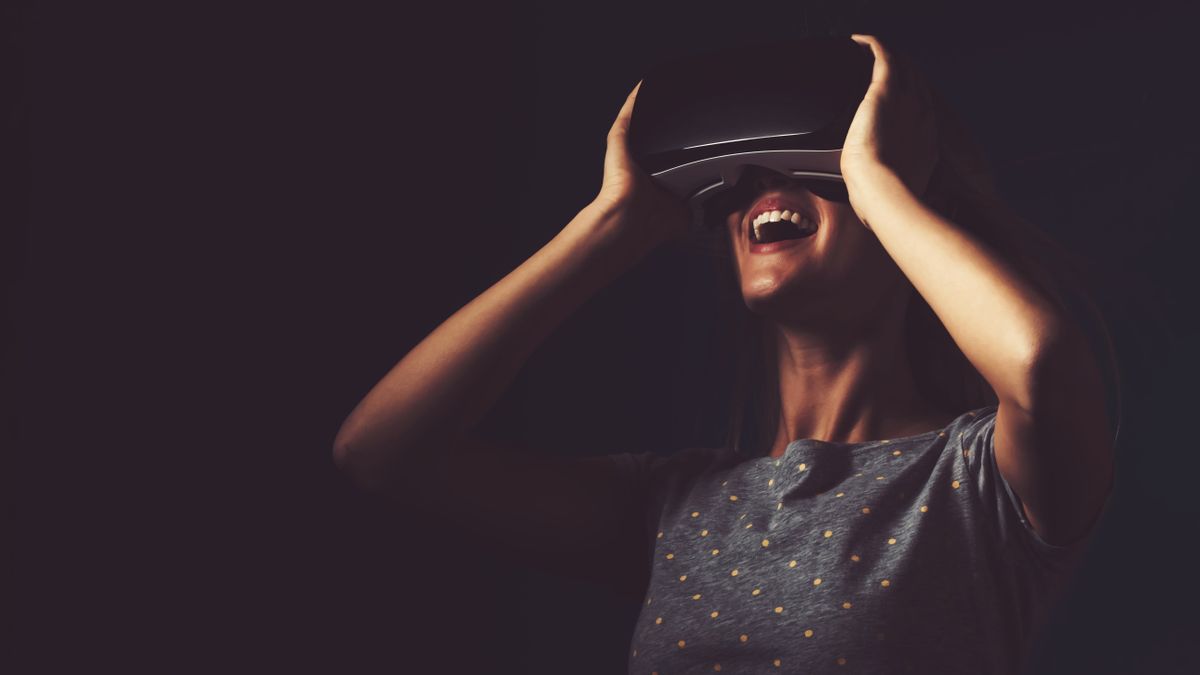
[745,193,817,238]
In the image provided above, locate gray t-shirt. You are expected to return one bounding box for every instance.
[607,405,1111,675]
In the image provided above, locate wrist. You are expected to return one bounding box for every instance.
[843,166,914,226]
[577,198,664,256]
[558,201,659,273]
[841,160,902,194]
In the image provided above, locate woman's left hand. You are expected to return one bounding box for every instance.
[840,34,940,206]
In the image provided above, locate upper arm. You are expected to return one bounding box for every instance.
[992,339,1116,549]
[369,432,653,601]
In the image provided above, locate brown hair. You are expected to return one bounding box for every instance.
[680,83,1126,458]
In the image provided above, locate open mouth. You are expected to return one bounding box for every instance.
[748,210,818,245]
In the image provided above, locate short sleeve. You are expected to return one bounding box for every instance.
[602,450,672,575]
[602,447,729,570]
[603,445,728,503]
[604,451,655,496]
[959,406,1112,574]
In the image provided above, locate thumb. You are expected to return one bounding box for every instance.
[605,80,644,179]
[608,79,642,140]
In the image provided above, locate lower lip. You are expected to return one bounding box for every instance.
[749,234,815,254]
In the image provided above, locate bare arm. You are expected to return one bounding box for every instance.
[333,79,688,489]
[331,82,690,596]
[332,201,657,491]
[330,202,676,599]
[842,36,1114,547]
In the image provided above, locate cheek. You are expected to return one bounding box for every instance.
[724,220,743,253]
[726,230,744,278]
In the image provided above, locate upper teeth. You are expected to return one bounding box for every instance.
[752,209,814,239]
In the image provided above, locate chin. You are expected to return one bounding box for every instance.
[740,276,810,316]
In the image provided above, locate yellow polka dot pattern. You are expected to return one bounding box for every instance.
[628,408,989,671]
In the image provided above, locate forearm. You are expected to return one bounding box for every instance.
[332,202,653,483]
[845,166,1069,410]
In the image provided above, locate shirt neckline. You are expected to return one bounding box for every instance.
[765,407,987,463]
[784,427,942,452]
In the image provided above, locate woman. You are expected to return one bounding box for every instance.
[333,34,1116,674]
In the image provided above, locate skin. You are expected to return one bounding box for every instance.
[334,35,1110,558]
[602,34,1109,544]
[721,173,957,460]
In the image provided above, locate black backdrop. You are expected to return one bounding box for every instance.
[8,0,1200,673]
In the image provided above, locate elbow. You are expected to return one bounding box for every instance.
[331,421,358,471]
[331,438,363,486]
[332,436,397,496]
[332,438,355,474]
[1025,328,1108,412]
[332,434,374,491]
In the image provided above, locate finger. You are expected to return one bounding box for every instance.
[609,79,643,139]
[852,34,907,97]
[876,36,916,95]
[849,34,892,92]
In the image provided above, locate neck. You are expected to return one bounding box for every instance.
[762,297,947,458]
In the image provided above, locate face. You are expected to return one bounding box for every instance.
[719,167,912,326]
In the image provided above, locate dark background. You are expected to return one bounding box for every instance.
[7,0,1200,673]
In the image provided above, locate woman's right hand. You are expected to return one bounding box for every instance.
[589,80,691,252]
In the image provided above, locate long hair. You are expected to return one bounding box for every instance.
[683,81,1126,459]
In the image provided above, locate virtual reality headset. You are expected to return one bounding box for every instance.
[627,36,873,232]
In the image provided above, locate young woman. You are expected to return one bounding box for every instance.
[333,34,1117,675]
